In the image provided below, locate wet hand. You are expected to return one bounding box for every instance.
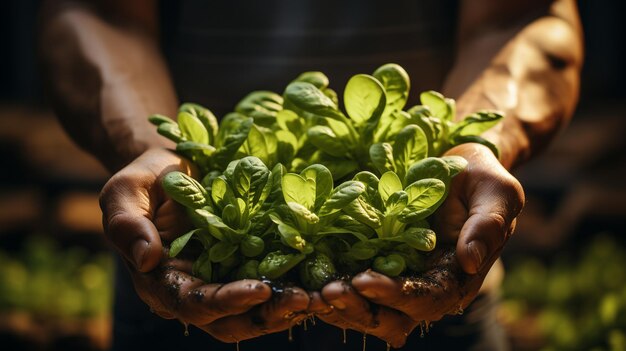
[316,143,524,347]
[99,148,310,342]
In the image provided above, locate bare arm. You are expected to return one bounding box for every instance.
[444,0,584,169]
[39,0,178,172]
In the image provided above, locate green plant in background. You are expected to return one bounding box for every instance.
[502,234,626,351]
[149,63,503,290]
[0,236,114,318]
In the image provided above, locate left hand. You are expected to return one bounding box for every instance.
[315,143,525,348]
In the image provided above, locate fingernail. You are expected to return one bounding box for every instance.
[467,240,487,272]
[132,240,149,270]
[359,289,377,299]
[329,299,346,310]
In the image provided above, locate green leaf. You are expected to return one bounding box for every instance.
[311,153,359,181]
[235,91,283,127]
[277,223,308,252]
[221,203,241,229]
[264,163,287,207]
[178,111,209,144]
[235,260,260,280]
[232,156,271,207]
[299,253,336,290]
[195,209,238,241]
[393,244,427,272]
[441,156,468,177]
[353,171,380,192]
[283,82,343,119]
[347,241,379,260]
[393,125,428,177]
[169,230,196,258]
[176,141,216,157]
[369,143,395,174]
[300,164,333,211]
[451,111,503,137]
[276,109,305,137]
[286,201,320,225]
[420,91,454,121]
[192,251,212,282]
[179,103,219,145]
[378,171,403,202]
[373,254,406,276]
[373,63,410,114]
[213,117,254,168]
[401,227,437,252]
[318,181,366,217]
[275,130,298,165]
[405,157,450,186]
[157,123,184,143]
[210,176,234,211]
[148,114,175,126]
[258,251,306,279]
[385,190,408,216]
[282,173,316,210]
[344,74,386,125]
[292,71,329,89]
[332,214,377,238]
[344,197,383,229]
[399,178,446,223]
[240,235,265,257]
[323,88,339,106]
[162,171,208,209]
[209,242,239,263]
[307,125,349,157]
[240,124,277,167]
[323,117,353,143]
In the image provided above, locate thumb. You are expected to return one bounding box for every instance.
[456,176,524,274]
[100,173,164,272]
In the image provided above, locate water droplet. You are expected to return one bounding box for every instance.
[149,308,154,314]
[310,315,316,326]
[362,332,367,351]
[183,322,189,337]
[236,340,240,351]
[303,318,308,331]
[425,321,430,333]
[288,326,293,342]
[419,322,424,338]
[455,305,464,315]
[386,342,391,351]
[342,328,347,344]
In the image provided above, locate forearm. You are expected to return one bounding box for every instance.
[443,0,583,170]
[39,1,178,172]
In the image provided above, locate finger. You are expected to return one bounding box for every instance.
[307,291,333,315]
[155,198,192,242]
[199,286,310,342]
[321,281,415,348]
[100,172,163,272]
[130,258,273,326]
[351,248,483,322]
[177,279,272,325]
[456,176,524,274]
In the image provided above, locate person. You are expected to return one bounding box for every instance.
[39,0,583,349]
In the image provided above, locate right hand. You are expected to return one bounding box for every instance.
[99,148,310,342]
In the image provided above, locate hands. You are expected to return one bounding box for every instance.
[316,143,525,347]
[99,148,310,342]
[99,143,524,346]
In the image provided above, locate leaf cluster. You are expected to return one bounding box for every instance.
[149,63,503,290]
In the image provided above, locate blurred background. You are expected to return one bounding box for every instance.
[1,1,625,350]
